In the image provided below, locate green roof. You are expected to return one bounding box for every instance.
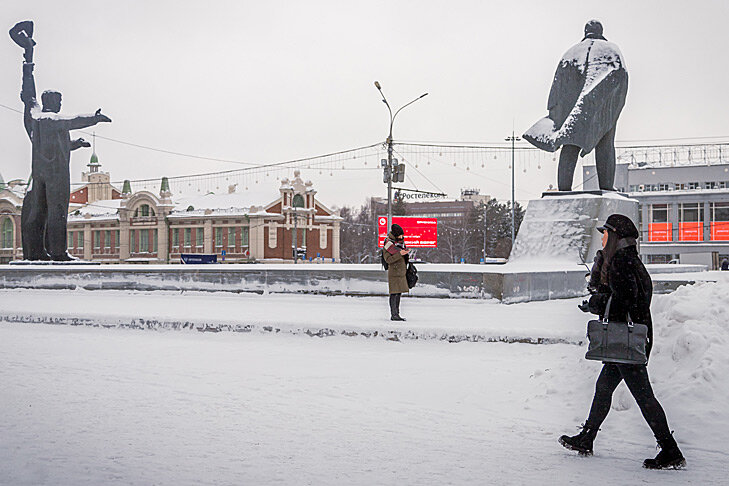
[89,152,100,165]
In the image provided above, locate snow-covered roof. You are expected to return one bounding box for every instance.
[68,199,123,220]
[173,192,260,212]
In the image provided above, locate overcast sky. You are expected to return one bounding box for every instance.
[1,0,728,208]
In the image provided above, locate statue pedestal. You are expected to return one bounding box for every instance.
[510,193,639,267]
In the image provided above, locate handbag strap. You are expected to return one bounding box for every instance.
[603,294,633,326]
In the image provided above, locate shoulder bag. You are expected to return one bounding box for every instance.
[585,295,648,365]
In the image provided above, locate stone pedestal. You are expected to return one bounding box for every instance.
[511,193,640,266]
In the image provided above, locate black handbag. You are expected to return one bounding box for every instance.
[585,295,648,365]
[406,262,418,289]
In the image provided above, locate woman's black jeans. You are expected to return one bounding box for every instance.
[389,293,402,318]
[585,363,672,440]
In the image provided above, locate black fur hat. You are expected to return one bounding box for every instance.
[597,214,639,239]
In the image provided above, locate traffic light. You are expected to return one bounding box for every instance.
[393,160,405,183]
[383,166,391,183]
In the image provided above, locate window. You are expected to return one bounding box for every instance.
[241,226,249,247]
[679,203,702,242]
[115,230,120,249]
[196,228,204,248]
[712,202,729,222]
[136,204,155,217]
[680,203,701,223]
[650,204,669,223]
[675,183,685,191]
[94,230,101,249]
[78,231,84,249]
[293,194,305,208]
[68,232,73,249]
[104,230,111,249]
[688,182,700,190]
[140,229,149,252]
[2,218,14,249]
[228,227,235,249]
[153,229,158,253]
[172,228,179,247]
[710,202,729,241]
[184,228,191,247]
[215,227,222,248]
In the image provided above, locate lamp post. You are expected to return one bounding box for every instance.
[505,131,521,246]
[374,81,428,230]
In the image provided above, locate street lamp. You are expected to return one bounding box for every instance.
[374,81,428,231]
[505,131,521,246]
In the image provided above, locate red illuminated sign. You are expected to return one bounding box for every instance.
[378,216,438,248]
[679,222,702,241]
[648,223,672,242]
[711,221,729,241]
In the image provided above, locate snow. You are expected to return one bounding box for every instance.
[1,279,728,484]
[173,191,259,213]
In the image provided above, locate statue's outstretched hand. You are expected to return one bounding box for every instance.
[95,109,112,123]
[77,138,92,148]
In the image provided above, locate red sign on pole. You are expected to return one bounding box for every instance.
[378,216,438,248]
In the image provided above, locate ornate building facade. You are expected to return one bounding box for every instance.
[0,156,341,264]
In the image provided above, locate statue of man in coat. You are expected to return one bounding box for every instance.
[523,20,628,192]
[10,20,112,261]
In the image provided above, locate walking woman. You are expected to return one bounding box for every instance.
[382,223,409,321]
[560,214,686,469]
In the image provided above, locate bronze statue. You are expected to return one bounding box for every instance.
[523,20,628,191]
[10,20,111,261]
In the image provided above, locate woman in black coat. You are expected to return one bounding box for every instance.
[559,214,685,470]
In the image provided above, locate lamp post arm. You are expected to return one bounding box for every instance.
[391,93,428,136]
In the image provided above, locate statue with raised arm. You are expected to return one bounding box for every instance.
[10,20,111,261]
[523,20,628,192]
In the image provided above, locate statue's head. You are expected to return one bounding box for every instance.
[584,20,605,40]
[41,90,62,113]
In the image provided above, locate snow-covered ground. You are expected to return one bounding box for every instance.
[1,280,728,485]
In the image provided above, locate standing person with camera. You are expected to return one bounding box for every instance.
[382,224,409,321]
[560,214,686,470]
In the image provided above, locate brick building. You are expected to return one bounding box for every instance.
[0,155,341,264]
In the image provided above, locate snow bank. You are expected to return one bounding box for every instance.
[649,279,729,423]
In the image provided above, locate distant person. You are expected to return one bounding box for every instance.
[721,258,729,271]
[382,223,409,321]
[561,214,686,470]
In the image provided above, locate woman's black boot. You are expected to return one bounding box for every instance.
[643,436,686,469]
[559,425,598,456]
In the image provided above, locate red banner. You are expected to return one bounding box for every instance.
[711,221,729,241]
[679,222,702,241]
[648,223,672,242]
[378,216,438,248]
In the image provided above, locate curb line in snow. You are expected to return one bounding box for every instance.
[0,312,585,346]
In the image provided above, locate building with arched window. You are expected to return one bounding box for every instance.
[2,150,341,264]
[0,173,23,263]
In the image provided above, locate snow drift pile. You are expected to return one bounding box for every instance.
[649,276,729,423]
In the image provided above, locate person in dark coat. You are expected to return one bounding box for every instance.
[721,258,729,271]
[523,20,627,191]
[560,214,686,470]
[383,223,409,321]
